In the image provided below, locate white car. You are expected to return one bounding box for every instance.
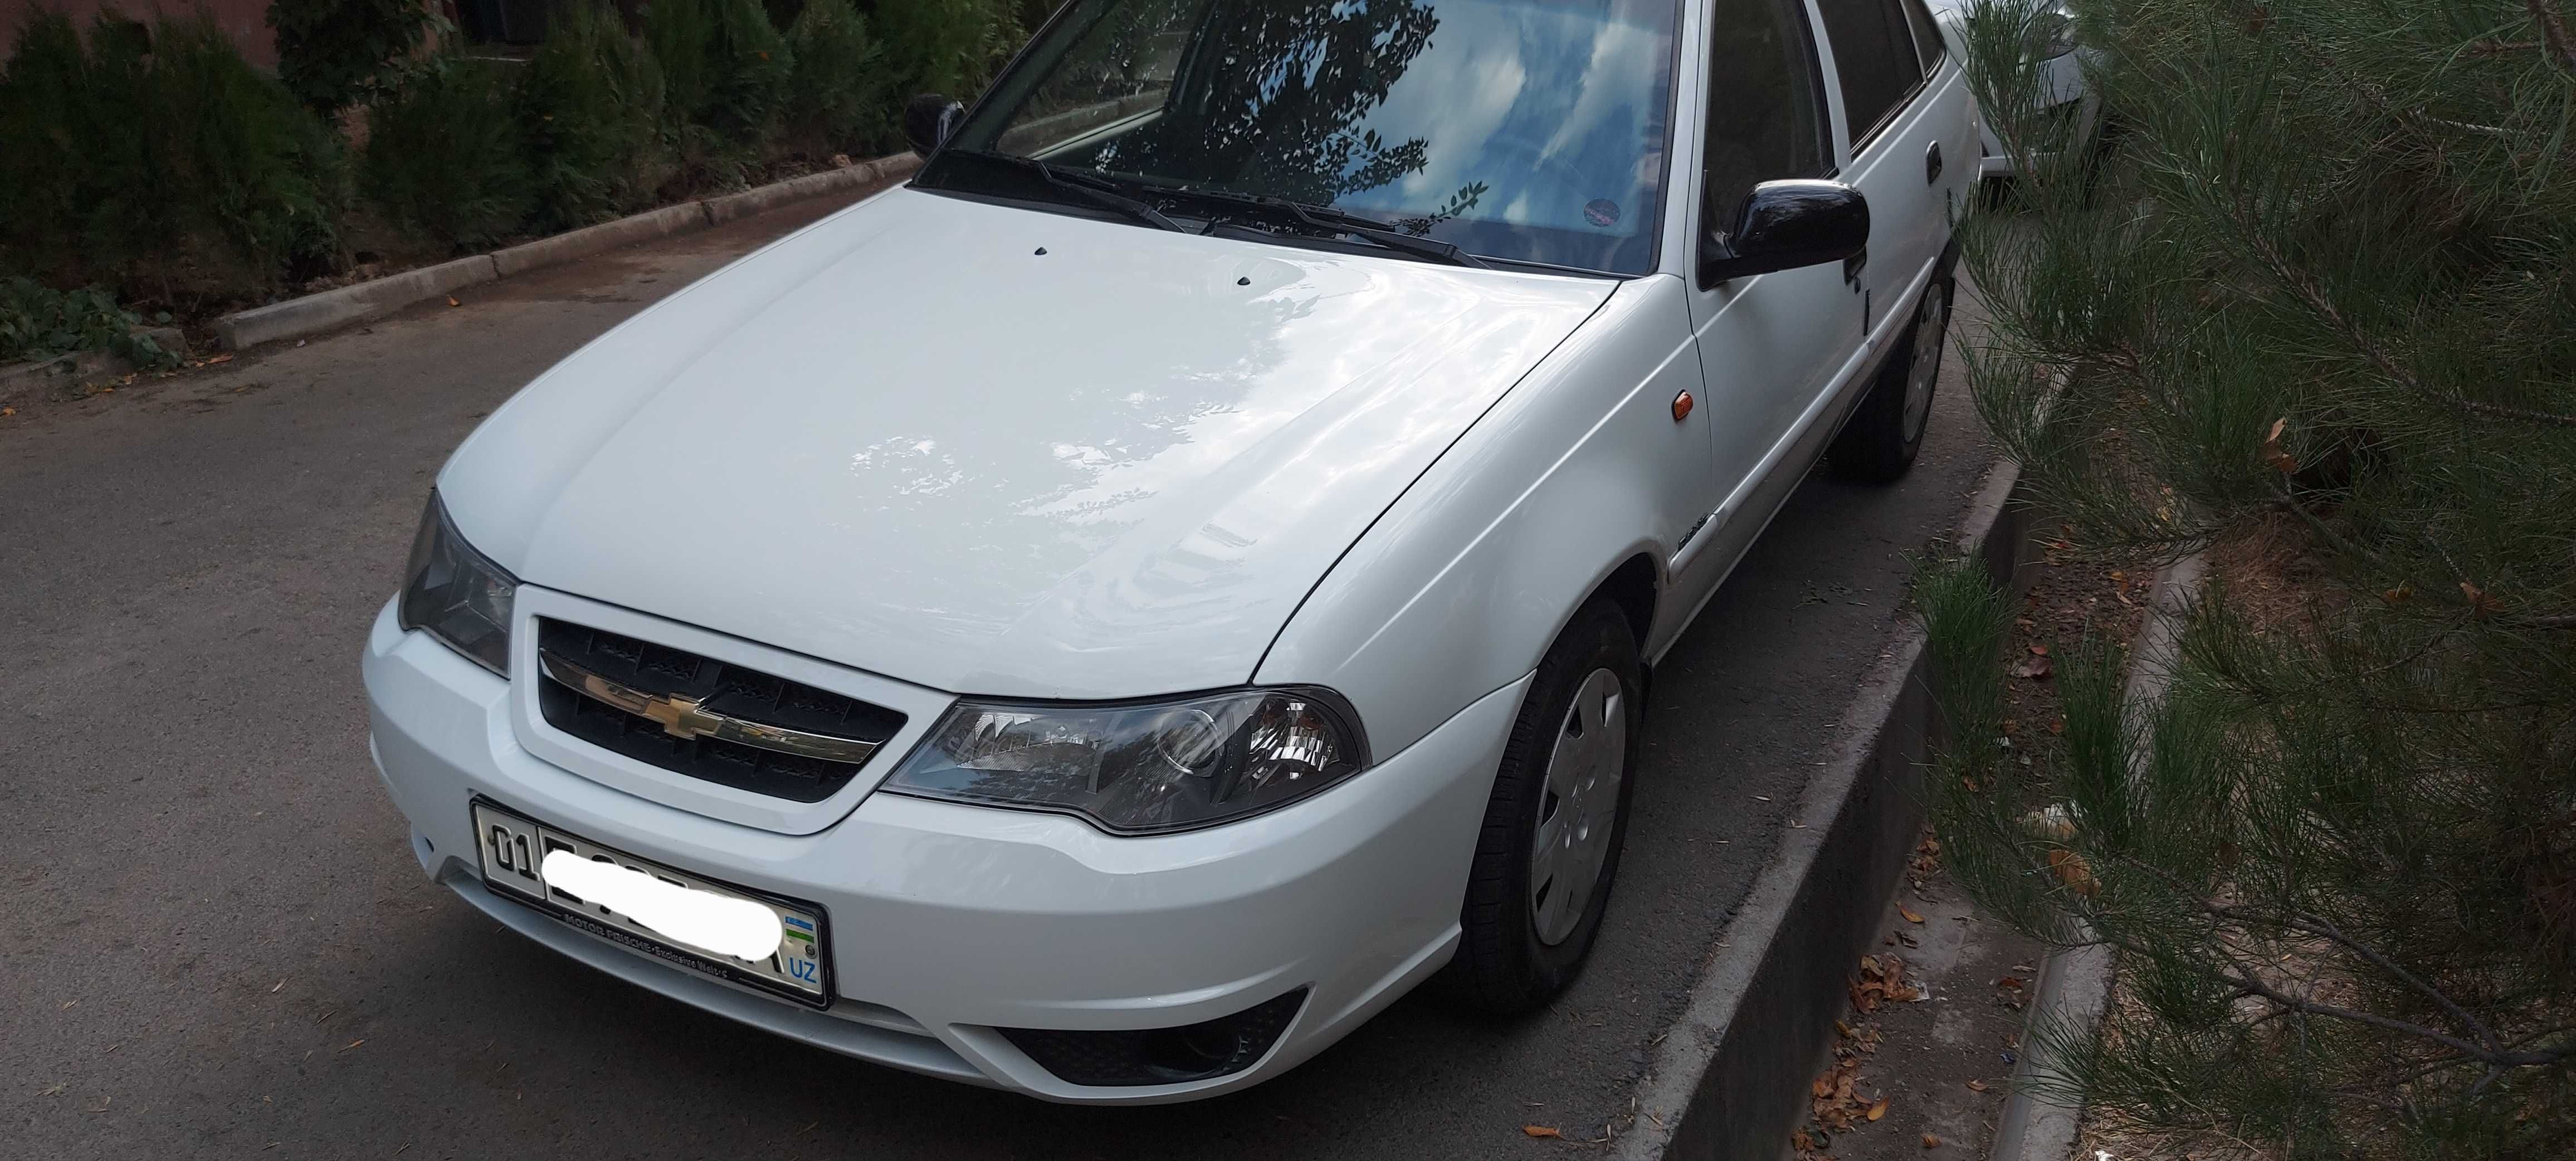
[363,0,1975,1104]
[1925,0,2096,179]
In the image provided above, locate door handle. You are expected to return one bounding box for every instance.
[1925,140,1944,184]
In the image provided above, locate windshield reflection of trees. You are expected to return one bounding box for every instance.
[1080,0,1485,226]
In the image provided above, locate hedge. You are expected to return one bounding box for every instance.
[0,0,1019,352]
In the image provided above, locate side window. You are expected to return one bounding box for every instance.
[1901,0,1948,71]
[1701,0,1831,235]
[1815,0,1929,149]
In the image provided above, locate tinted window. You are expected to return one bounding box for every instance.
[1815,0,1925,147]
[1901,0,1945,71]
[1701,0,1829,233]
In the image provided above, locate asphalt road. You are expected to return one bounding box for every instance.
[0,189,1991,1160]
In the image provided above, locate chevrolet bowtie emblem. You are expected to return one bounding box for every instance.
[538,651,885,765]
[638,691,723,740]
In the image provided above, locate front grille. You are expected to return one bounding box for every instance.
[535,619,905,802]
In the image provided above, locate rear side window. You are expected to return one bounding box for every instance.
[1815,0,1928,148]
[1701,0,1831,234]
[1901,0,1947,70]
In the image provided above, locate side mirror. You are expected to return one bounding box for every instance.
[1699,180,1870,284]
[904,93,965,157]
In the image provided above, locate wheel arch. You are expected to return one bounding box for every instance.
[1593,552,1661,660]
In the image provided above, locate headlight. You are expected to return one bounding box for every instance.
[882,689,1369,833]
[397,492,517,677]
[2026,3,2079,59]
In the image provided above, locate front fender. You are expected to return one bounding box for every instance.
[1255,275,1705,758]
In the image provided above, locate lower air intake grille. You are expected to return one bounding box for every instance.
[999,988,1308,1087]
[535,619,904,802]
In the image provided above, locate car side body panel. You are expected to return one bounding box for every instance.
[1267,1,1978,763]
[1255,275,1704,758]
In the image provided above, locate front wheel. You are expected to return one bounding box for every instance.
[1442,599,1643,1015]
[1829,272,1953,484]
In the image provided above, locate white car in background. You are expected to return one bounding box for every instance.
[1927,0,2098,179]
[364,0,1975,1104]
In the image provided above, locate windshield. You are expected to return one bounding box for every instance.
[930,0,1679,274]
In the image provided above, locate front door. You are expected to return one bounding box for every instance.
[1670,0,1847,599]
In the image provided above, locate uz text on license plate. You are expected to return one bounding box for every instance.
[472,801,830,1004]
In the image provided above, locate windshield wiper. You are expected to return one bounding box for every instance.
[945,149,1185,233]
[1142,186,1492,269]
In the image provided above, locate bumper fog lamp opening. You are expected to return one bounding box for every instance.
[999,987,1309,1087]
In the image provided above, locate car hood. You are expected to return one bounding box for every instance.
[440,187,1615,699]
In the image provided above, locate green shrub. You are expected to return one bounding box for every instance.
[364,58,532,250]
[647,0,718,133]
[268,0,438,114]
[0,13,108,282]
[648,0,794,176]
[872,0,1018,103]
[73,17,172,272]
[2,13,342,296]
[0,277,177,367]
[152,18,349,283]
[782,0,889,155]
[521,1,670,229]
[704,0,794,145]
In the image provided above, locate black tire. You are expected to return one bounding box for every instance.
[1441,599,1644,1015]
[1828,264,1955,484]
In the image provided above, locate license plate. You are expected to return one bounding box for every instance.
[472,801,832,1006]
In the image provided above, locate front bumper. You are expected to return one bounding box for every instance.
[360,597,1523,1103]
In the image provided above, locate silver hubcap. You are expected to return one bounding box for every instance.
[1901,283,1948,445]
[1529,668,1627,946]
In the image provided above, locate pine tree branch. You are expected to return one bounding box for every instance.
[2528,0,2576,74]
[2213,974,2570,1067]
[2104,855,2570,1068]
[2215,904,2506,1056]
[2233,217,2576,428]
[2277,481,2576,631]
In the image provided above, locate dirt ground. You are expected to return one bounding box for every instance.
[1786,519,2165,1161]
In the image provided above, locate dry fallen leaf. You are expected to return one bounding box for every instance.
[1521,1125,1563,1139]
[1867,1097,1889,1121]
[1997,976,2026,991]
[2048,848,2099,896]
[2461,580,2498,618]
[0,406,16,417]
[204,354,232,365]
[446,296,461,308]
[1897,905,1925,924]
[1922,1133,1943,1148]
[2261,417,2297,474]
[1966,1079,1988,1092]
[2009,653,2053,680]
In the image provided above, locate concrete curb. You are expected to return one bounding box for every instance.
[1616,457,2042,1161]
[212,152,922,352]
[0,325,187,412]
[1986,550,2206,1161]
